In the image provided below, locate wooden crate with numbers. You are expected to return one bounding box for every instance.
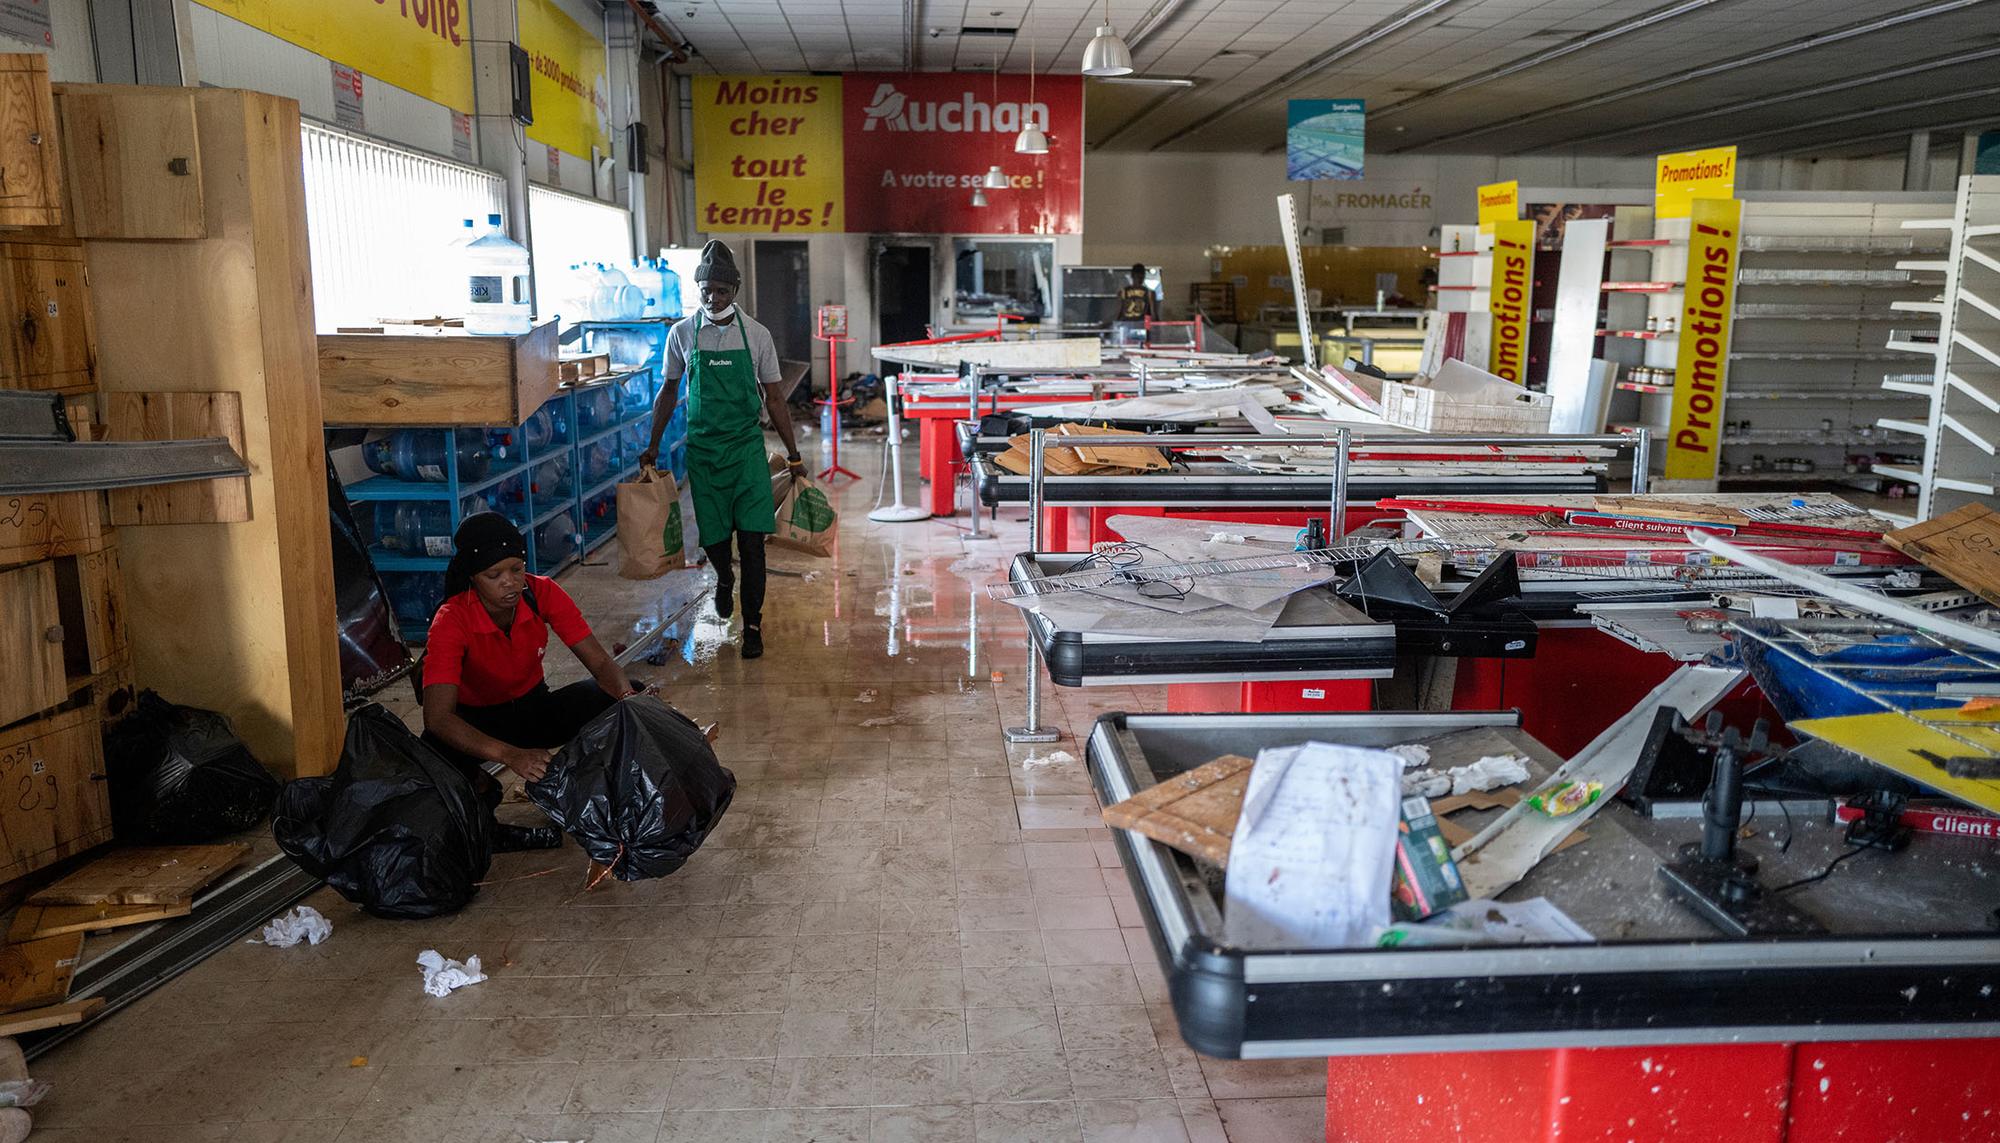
[0,707,113,884]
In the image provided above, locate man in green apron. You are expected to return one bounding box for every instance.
[639,240,802,660]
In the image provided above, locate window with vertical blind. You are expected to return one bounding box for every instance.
[529,184,636,323]
[299,123,505,331]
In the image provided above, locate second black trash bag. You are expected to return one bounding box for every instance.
[273,703,493,919]
[105,690,281,843]
[526,696,735,881]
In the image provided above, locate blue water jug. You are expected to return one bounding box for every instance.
[581,440,621,488]
[383,571,446,620]
[373,502,455,557]
[530,455,573,499]
[536,512,580,558]
[522,406,562,452]
[363,431,491,483]
[575,386,618,436]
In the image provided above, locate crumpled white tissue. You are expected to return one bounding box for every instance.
[1386,743,1432,771]
[1450,754,1531,795]
[417,949,487,997]
[257,905,332,948]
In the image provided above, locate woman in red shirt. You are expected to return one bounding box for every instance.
[421,512,643,851]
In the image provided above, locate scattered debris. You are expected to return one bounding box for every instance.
[416,950,487,997]
[1450,754,1531,796]
[256,905,332,949]
[802,571,821,583]
[349,1057,368,1068]
[855,689,879,703]
[1387,743,1432,770]
[860,716,899,728]
[1021,749,1076,769]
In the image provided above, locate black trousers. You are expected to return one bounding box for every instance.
[423,680,614,816]
[704,529,768,626]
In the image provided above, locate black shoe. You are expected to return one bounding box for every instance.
[494,824,562,852]
[742,625,764,660]
[715,579,735,619]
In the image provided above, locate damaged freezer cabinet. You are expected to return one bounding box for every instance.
[1087,709,2000,1061]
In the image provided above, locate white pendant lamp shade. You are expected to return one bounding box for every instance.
[970,187,989,207]
[983,164,1008,189]
[1014,125,1049,154]
[1082,23,1133,76]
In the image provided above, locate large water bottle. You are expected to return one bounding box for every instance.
[581,440,621,488]
[437,218,475,317]
[530,454,574,499]
[536,512,580,559]
[575,386,618,435]
[656,255,685,318]
[521,406,561,453]
[382,572,446,621]
[374,502,455,557]
[628,260,664,317]
[463,213,532,336]
[362,431,491,483]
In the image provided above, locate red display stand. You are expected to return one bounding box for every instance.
[814,305,859,483]
[1166,678,1373,714]
[1326,1039,2000,1143]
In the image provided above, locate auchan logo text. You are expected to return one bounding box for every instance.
[861,83,1049,134]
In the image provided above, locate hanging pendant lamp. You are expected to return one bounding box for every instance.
[971,187,989,207]
[983,164,1009,189]
[1081,0,1133,76]
[1016,39,1049,154]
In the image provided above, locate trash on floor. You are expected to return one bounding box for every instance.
[104,691,281,844]
[855,689,879,703]
[1020,749,1075,769]
[255,905,331,948]
[416,949,486,997]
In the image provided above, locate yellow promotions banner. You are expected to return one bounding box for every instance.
[692,76,844,233]
[1476,180,1518,234]
[520,0,611,160]
[1665,195,1743,481]
[195,0,472,111]
[1655,145,1736,220]
[1486,218,1534,384]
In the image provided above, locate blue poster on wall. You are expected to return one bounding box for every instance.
[1287,99,1365,182]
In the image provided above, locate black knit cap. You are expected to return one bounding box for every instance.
[695,239,741,287]
[443,511,527,597]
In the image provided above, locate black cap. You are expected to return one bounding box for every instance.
[443,511,527,597]
[696,240,741,287]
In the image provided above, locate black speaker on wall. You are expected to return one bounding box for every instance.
[627,122,649,174]
[510,43,533,126]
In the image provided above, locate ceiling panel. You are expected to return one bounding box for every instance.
[653,0,2000,154]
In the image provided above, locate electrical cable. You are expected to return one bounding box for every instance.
[1773,844,1868,894]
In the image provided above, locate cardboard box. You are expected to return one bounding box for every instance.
[1391,795,1469,921]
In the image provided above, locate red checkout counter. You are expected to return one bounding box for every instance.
[902,377,1140,518]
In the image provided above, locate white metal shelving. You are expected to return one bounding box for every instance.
[1922,175,2000,517]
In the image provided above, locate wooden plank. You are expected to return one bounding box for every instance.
[81,88,343,778]
[317,320,560,427]
[0,489,105,567]
[0,562,65,727]
[27,842,250,906]
[1886,504,2000,607]
[1100,754,1253,866]
[0,56,63,229]
[0,242,95,391]
[51,541,126,678]
[0,706,112,885]
[102,391,252,525]
[56,87,204,239]
[0,996,100,1036]
[0,931,82,1013]
[8,899,189,942]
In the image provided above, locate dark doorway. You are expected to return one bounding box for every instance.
[752,240,811,363]
[876,245,933,346]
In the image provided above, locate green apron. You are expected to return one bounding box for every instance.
[684,312,777,549]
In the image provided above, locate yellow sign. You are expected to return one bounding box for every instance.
[1486,219,1534,384]
[692,76,845,234]
[520,0,610,160]
[1655,145,1737,220]
[193,0,472,112]
[1665,195,1742,481]
[1476,180,1518,233]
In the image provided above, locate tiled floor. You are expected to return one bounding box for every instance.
[29,436,1326,1142]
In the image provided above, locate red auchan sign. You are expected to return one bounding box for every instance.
[842,72,1083,236]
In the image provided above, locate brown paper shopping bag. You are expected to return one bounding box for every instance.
[615,465,686,579]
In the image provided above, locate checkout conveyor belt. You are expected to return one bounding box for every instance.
[1089,710,2000,1059]
[972,452,1606,509]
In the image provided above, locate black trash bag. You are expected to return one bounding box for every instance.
[105,690,281,843]
[273,703,492,919]
[526,696,734,881]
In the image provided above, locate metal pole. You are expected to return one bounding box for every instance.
[1136,358,1150,397]
[868,374,931,522]
[1005,428,1061,744]
[965,369,984,538]
[1331,426,1351,543]
[1632,427,1652,494]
